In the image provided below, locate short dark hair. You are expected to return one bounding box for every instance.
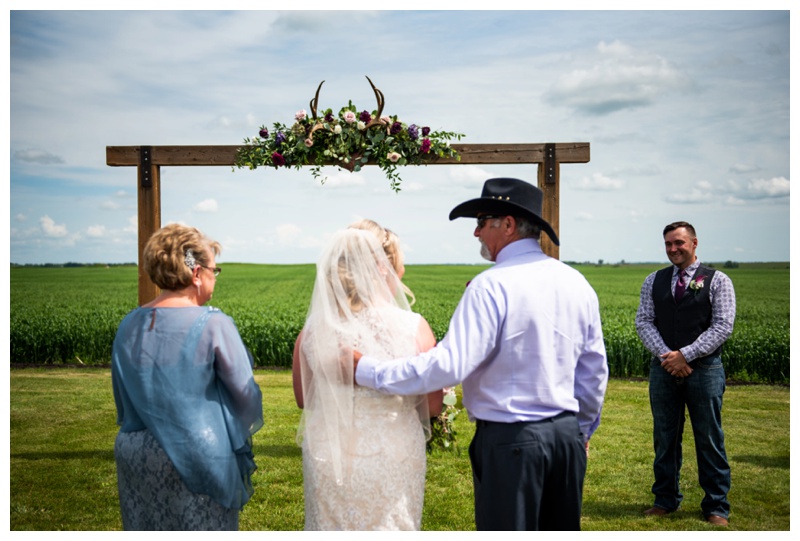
[663,221,696,238]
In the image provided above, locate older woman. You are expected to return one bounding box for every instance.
[112,223,263,530]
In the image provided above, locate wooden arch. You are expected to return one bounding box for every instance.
[106,142,590,305]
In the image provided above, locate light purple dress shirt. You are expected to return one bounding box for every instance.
[356,238,609,440]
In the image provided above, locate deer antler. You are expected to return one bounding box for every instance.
[308,80,326,138]
[364,76,387,130]
[309,80,325,121]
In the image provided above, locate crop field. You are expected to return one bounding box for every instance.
[9,262,789,382]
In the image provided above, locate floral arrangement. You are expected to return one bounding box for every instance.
[427,387,462,454]
[234,77,464,192]
[689,275,706,292]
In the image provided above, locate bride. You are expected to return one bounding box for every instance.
[292,227,442,530]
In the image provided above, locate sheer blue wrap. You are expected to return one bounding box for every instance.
[112,306,264,510]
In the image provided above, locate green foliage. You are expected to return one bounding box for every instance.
[427,387,463,454]
[233,86,463,192]
[8,263,790,383]
[10,370,790,531]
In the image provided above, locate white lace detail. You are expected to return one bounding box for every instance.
[302,308,427,530]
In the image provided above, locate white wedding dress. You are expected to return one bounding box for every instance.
[300,308,428,530]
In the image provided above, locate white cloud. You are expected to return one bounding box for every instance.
[665,187,715,204]
[743,177,790,199]
[274,223,324,249]
[15,213,26,222]
[545,39,692,115]
[729,163,761,174]
[193,198,219,213]
[86,225,107,238]
[14,148,65,164]
[315,170,367,188]
[123,215,138,234]
[572,172,624,191]
[276,223,302,245]
[101,201,121,210]
[40,215,68,237]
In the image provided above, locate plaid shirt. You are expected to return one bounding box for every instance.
[635,260,736,362]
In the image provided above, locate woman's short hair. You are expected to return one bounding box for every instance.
[142,223,221,290]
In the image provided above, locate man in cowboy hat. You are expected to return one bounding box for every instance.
[354,177,608,530]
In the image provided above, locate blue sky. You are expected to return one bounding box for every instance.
[7,6,792,266]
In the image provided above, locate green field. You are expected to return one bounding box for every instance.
[9,262,790,382]
[9,369,790,531]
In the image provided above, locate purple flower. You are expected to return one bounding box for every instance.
[420,138,432,153]
[407,124,419,140]
[272,152,286,167]
[422,126,430,137]
[324,112,335,123]
[275,132,287,144]
[259,127,269,138]
[359,110,372,122]
[390,121,403,135]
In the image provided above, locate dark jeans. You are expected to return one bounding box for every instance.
[469,413,587,530]
[648,355,731,518]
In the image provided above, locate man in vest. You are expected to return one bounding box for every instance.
[635,221,736,527]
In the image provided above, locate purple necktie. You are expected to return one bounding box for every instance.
[675,269,688,301]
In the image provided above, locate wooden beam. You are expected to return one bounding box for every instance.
[109,142,589,302]
[107,143,590,167]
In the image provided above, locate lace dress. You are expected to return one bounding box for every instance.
[301,309,427,530]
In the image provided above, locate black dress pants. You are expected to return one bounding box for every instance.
[469,412,587,530]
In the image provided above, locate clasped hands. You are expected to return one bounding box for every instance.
[660,350,693,377]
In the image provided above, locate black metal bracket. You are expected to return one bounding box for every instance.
[544,143,556,184]
[140,146,152,188]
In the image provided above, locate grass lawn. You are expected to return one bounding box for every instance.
[9,368,790,531]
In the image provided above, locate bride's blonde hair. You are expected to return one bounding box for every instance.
[348,219,414,305]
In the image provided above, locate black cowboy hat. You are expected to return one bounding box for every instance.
[449,177,560,246]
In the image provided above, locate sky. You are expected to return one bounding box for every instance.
[6,5,792,267]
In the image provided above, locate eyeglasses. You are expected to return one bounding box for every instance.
[476,215,502,229]
[201,265,221,278]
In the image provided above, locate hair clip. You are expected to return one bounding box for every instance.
[184,249,197,270]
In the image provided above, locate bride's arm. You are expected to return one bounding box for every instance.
[292,332,304,409]
[417,318,444,414]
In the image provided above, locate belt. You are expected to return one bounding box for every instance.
[476,411,575,428]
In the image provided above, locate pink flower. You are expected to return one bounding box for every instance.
[304,138,313,147]
[343,111,357,124]
[295,109,307,121]
[387,151,401,163]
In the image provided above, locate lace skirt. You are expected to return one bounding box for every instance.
[114,429,238,530]
[302,391,427,530]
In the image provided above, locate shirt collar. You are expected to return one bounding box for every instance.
[496,238,543,264]
[674,259,701,276]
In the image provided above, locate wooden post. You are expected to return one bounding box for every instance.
[137,147,161,305]
[538,144,560,260]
